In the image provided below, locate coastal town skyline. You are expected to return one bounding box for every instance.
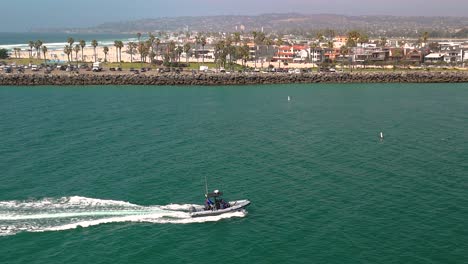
[3,0,468,32]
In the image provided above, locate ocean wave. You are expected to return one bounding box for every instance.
[0,38,136,51]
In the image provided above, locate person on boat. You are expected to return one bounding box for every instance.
[204,197,214,210]
[220,199,230,209]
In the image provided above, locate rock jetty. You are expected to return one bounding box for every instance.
[1,72,468,86]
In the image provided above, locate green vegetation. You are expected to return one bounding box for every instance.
[103,62,156,70]
[0,49,9,59]
[101,61,245,71]
[2,58,43,65]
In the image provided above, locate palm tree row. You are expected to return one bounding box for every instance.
[24,32,272,66]
[25,39,49,63]
[114,40,124,63]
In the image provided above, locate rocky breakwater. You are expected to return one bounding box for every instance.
[1,71,468,86]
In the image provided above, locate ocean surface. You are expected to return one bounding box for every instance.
[0,32,134,51]
[0,83,467,264]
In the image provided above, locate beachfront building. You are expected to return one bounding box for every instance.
[425,53,446,63]
[323,48,340,62]
[273,45,309,63]
[440,44,464,63]
[334,36,348,48]
[274,45,293,62]
[309,48,324,63]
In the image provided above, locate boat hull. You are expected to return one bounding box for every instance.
[189,200,251,217]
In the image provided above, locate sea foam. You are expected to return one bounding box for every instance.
[0,196,246,236]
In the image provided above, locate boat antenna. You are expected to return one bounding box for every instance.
[204,176,208,195]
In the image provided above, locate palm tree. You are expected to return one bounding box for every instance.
[359,34,369,45]
[103,46,109,62]
[114,41,120,62]
[148,32,155,54]
[41,46,48,65]
[380,37,387,47]
[91,40,98,62]
[155,38,161,60]
[67,37,75,62]
[116,41,124,63]
[325,29,336,40]
[34,40,43,59]
[176,46,183,63]
[167,41,176,62]
[127,42,136,63]
[276,38,284,46]
[201,36,207,63]
[347,30,361,47]
[316,32,324,42]
[13,48,19,58]
[214,40,226,68]
[339,45,349,71]
[195,35,201,63]
[28,41,34,58]
[183,42,191,63]
[138,42,145,63]
[264,37,274,62]
[74,44,81,65]
[137,41,149,64]
[252,31,265,68]
[79,40,86,61]
[422,32,429,45]
[239,44,250,67]
[64,45,72,62]
[137,32,142,43]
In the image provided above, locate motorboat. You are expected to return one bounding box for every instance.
[189,189,251,217]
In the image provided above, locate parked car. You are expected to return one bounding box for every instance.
[158,68,170,73]
[92,62,102,72]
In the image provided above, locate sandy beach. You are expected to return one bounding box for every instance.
[13,46,323,69]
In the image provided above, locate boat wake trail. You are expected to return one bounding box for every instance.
[0,196,246,236]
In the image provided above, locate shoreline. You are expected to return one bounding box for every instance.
[1,72,468,86]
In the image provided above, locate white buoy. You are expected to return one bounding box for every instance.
[379,132,384,139]
[288,96,291,101]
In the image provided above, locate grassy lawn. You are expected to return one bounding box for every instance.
[187,62,245,71]
[2,58,45,65]
[103,62,157,70]
[103,61,246,71]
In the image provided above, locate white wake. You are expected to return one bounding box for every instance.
[0,196,247,236]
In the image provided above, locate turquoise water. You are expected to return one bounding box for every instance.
[0,84,467,263]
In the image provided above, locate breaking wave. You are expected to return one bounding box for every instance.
[0,196,246,236]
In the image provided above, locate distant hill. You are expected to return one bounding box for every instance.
[31,13,468,38]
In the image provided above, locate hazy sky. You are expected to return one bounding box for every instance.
[2,0,468,32]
